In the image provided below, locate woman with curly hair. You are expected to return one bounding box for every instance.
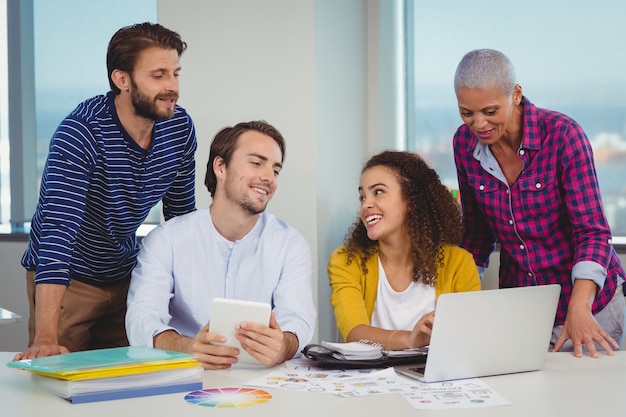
[328,150,480,350]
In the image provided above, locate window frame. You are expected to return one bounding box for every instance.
[0,0,160,240]
[6,0,37,227]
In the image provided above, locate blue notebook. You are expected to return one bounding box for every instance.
[66,381,202,404]
[66,382,202,404]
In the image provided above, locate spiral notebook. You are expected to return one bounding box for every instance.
[395,284,560,383]
[302,339,427,369]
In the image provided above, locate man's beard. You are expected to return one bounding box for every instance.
[130,78,178,121]
[239,198,266,216]
[234,193,267,216]
[224,178,269,216]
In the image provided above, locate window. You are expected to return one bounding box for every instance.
[2,0,157,229]
[0,0,9,224]
[406,0,626,243]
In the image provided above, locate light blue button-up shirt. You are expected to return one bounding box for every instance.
[126,209,316,356]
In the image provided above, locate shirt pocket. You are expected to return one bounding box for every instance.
[515,174,558,218]
[466,176,502,219]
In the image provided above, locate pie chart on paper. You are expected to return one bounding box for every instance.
[184,387,272,408]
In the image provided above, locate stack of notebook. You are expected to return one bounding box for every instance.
[7,346,203,404]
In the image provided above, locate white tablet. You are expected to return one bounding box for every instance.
[209,298,272,365]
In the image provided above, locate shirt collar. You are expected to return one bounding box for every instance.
[520,96,542,151]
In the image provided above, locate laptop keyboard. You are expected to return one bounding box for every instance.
[408,366,426,374]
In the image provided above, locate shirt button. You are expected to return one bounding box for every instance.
[479,185,485,191]
[527,272,533,276]
[608,238,612,245]
[509,219,514,225]
[535,182,541,189]
[519,149,525,156]
[506,189,509,194]
[519,244,525,250]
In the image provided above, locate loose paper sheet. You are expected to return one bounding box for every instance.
[242,358,511,410]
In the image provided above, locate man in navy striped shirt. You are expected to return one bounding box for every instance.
[16,22,197,360]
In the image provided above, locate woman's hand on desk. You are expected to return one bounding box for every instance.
[554,303,619,358]
[554,280,619,358]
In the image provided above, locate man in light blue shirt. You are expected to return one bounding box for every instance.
[126,120,316,369]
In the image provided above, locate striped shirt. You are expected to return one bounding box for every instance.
[454,96,624,324]
[21,92,197,286]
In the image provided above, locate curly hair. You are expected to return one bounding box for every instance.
[342,151,462,286]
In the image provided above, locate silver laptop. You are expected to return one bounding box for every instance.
[395,284,560,383]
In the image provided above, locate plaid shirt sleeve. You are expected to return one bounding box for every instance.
[553,111,614,269]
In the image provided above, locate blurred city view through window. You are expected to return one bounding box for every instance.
[0,0,157,227]
[406,0,626,242]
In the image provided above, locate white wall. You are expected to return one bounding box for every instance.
[156,0,406,343]
[157,0,362,343]
[312,0,368,342]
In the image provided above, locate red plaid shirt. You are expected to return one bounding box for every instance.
[454,96,624,325]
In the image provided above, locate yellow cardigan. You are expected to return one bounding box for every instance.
[328,244,481,341]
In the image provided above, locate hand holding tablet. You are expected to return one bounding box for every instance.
[209,298,272,365]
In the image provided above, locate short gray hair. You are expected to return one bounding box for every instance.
[454,49,517,96]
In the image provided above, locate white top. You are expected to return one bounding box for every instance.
[371,257,435,330]
[125,209,316,355]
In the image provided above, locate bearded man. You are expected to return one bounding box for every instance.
[17,22,197,360]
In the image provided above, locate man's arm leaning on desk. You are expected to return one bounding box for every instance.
[13,283,70,360]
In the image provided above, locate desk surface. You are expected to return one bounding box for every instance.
[0,308,21,324]
[2,351,625,416]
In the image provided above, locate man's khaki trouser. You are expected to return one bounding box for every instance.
[26,271,130,352]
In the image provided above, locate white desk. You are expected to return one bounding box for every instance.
[0,308,21,324]
[2,351,625,416]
